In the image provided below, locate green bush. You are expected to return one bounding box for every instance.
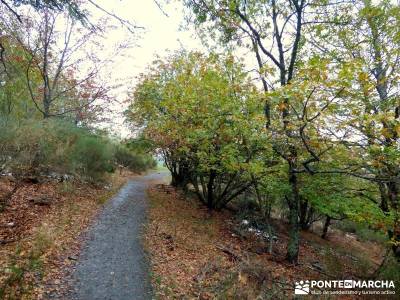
[114,145,156,172]
[0,118,115,182]
[0,118,157,182]
[69,135,115,181]
[334,219,387,243]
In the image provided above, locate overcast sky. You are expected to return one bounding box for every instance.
[88,0,204,137]
[95,0,202,75]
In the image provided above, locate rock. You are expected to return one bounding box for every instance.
[262,233,278,241]
[0,172,13,177]
[345,233,357,240]
[241,219,249,226]
[62,174,73,181]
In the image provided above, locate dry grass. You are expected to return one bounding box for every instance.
[0,170,132,299]
[144,185,387,300]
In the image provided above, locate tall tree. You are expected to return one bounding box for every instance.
[315,0,400,261]
[128,51,272,209]
[0,5,112,119]
[184,0,351,263]
[0,34,42,120]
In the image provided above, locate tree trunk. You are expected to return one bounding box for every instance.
[321,215,331,239]
[378,181,400,262]
[379,183,389,213]
[286,167,300,264]
[170,167,179,187]
[387,182,400,261]
[169,161,186,188]
[207,170,216,209]
[299,198,314,230]
[43,93,51,118]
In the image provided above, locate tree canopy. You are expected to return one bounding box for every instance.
[128,0,400,266]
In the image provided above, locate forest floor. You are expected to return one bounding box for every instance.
[1,172,394,299]
[0,170,134,299]
[144,185,392,300]
[67,171,168,300]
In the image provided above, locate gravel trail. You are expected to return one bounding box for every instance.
[71,172,168,300]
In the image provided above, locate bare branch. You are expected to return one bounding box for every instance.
[87,0,144,34]
[0,0,22,22]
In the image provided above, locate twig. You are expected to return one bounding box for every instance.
[88,0,144,33]
[153,0,169,17]
[0,0,22,22]
[0,238,16,245]
[307,265,336,278]
[0,180,21,209]
[216,244,242,261]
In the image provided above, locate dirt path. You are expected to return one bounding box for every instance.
[70,171,168,300]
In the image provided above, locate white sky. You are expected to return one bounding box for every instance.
[95,0,202,76]
[88,0,204,138]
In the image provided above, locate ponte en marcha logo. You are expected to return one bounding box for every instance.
[294,280,396,296]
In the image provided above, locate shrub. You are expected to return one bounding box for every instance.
[69,135,115,181]
[114,145,156,172]
[0,118,157,182]
[0,118,115,182]
[334,219,387,243]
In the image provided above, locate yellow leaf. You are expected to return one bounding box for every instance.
[278,102,287,111]
[394,124,400,136]
[381,127,392,139]
[238,272,248,285]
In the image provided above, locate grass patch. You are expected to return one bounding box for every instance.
[334,219,387,244]
[30,225,55,259]
[0,247,45,300]
[57,181,75,196]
